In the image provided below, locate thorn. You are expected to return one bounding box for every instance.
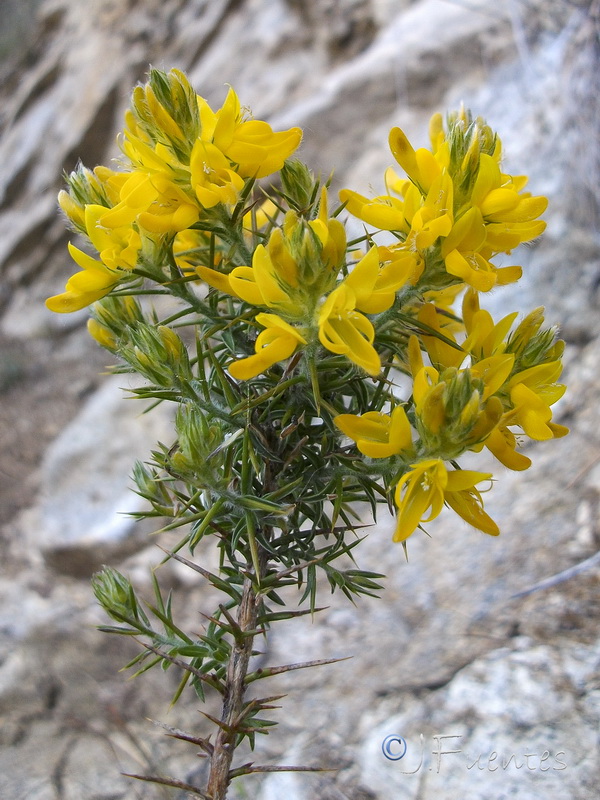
[228,763,338,779]
[148,719,214,756]
[245,656,351,684]
[121,773,211,798]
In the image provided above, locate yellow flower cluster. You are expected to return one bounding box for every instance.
[46,70,567,547]
[328,109,566,542]
[335,291,567,541]
[341,109,547,294]
[46,69,302,312]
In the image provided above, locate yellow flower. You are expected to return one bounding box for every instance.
[122,117,184,178]
[462,291,518,360]
[416,304,465,370]
[372,243,425,298]
[470,154,547,251]
[228,313,307,380]
[318,246,384,374]
[484,425,531,471]
[46,205,141,313]
[190,140,245,208]
[201,87,302,179]
[228,238,300,316]
[404,171,454,249]
[137,178,199,233]
[99,172,199,233]
[441,207,497,291]
[388,126,445,194]
[338,187,408,232]
[393,459,497,542]
[334,406,413,458]
[318,284,379,374]
[87,317,117,350]
[199,195,347,319]
[46,247,123,313]
[508,379,566,441]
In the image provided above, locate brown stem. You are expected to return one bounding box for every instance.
[205,570,262,799]
[206,440,276,799]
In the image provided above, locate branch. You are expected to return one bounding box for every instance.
[135,639,224,694]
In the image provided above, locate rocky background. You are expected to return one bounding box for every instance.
[1,0,599,798]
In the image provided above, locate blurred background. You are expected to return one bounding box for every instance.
[0,1,599,798]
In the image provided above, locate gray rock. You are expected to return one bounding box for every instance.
[32,375,173,577]
[1,0,599,798]
[358,640,599,800]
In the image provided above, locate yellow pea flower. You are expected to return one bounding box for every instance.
[204,87,302,179]
[388,126,443,194]
[122,122,184,178]
[100,172,199,232]
[462,293,518,360]
[45,245,124,313]
[338,187,408,232]
[334,406,413,458]
[228,313,307,380]
[46,205,141,313]
[318,284,380,374]
[404,171,454,249]
[190,139,245,208]
[393,459,497,542]
[87,318,117,351]
[99,172,160,228]
[470,354,515,400]
[484,425,531,471]
[136,178,199,233]
[374,247,424,301]
[229,242,299,316]
[318,246,383,375]
[507,382,565,441]
[470,153,547,251]
[416,303,465,369]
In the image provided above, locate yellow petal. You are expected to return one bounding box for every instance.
[445,469,492,492]
[485,426,531,471]
[444,489,499,535]
[196,266,237,296]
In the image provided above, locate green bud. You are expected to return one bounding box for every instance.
[63,164,113,210]
[90,296,145,342]
[445,109,497,203]
[131,68,200,164]
[119,323,192,386]
[92,566,148,629]
[131,460,174,516]
[158,325,192,380]
[171,405,226,483]
[280,159,316,213]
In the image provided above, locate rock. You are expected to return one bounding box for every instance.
[358,639,600,800]
[30,374,173,577]
[1,0,600,797]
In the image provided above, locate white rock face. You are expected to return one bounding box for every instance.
[359,640,599,800]
[34,375,173,576]
[0,1,599,798]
